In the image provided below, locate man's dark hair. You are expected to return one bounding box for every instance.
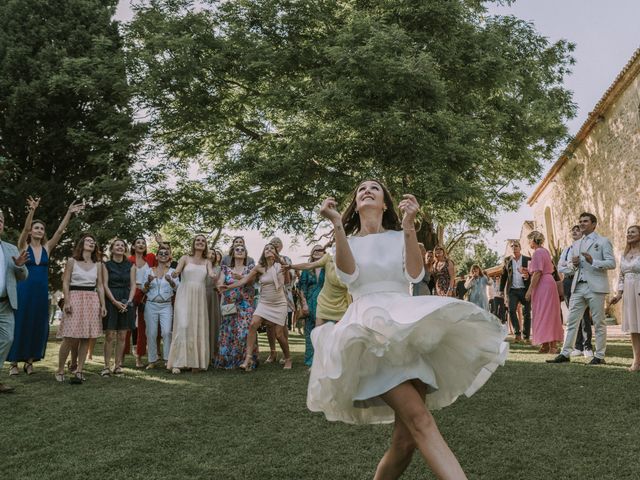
[579,212,597,225]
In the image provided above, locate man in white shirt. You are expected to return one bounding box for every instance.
[0,210,29,393]
[499,241,531,343]
[548,212,615,365]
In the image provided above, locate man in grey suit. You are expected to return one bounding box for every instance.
[547,212,615,365]
[0,210,29,393]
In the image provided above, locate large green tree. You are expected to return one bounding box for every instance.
[0,0,145,253]
[126,0,575,246]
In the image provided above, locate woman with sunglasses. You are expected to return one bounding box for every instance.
[220,243,292,370]
[142,247,179,369]
[214,244,258,369]
[221,237,255,267]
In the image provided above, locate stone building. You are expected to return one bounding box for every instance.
[526,47,640,318]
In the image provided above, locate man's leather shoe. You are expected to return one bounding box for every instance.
[588,357,606,365]
[0,383,15,393]
[546,354,570,364]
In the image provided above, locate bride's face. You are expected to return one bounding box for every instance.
[355,181,385,212]
[627,227,640,244]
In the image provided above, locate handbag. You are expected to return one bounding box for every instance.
[221,303,237,316]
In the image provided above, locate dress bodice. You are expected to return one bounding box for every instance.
[259,263,284,290]
[618,254,640,291]
[26,245,48,268]
[106,259,132,289]
[70,261,98,287]
[338,230,423,299]
[182,262,208,284]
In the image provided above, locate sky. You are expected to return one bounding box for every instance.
[115,0,640,262]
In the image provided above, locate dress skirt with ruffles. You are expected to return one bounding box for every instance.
[307,230,507,425]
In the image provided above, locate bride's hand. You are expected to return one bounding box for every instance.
[319,197,342,224]
[399,194,419,230]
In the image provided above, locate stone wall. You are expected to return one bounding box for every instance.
[530,67,640,322]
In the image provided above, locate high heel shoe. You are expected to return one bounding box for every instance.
[239,357,254,372]
[264,352,277,364]
[283,358,293,370]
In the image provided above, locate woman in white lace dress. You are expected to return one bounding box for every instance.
[610,225,640,371]
[308,180,507,480]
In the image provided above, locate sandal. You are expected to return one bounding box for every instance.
[283,358,293,370]
[9,364,19,376]
[265,352,277,364]
[69,372,84,385]
[55,372,65,383]
[238,358,254,372]
[24,362,34,375]
[113,367,124,375]
[171,368,181,374]
[100,368,111,377]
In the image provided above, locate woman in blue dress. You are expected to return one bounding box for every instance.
[8,196,83,376]
[296,245,326,367]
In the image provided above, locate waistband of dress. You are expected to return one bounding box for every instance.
[70,285,96,292]
[351,281,408,300]
[625,272,640,279]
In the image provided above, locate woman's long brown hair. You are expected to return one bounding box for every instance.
[341,179,401,236]
[72,233,101,263]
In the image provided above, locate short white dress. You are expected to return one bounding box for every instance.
[618,255,640,333]
[307,230,508,425]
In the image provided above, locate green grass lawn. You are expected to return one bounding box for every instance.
[2,330,639,480]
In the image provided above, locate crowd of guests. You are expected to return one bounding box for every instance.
[1,195,639,392]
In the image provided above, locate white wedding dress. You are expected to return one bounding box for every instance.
[307,230,508,424]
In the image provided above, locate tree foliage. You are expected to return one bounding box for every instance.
[0,0,145,258]
[449,241,501,276]
[126,0,575,245]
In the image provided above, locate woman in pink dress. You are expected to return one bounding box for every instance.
[525,231,564,353]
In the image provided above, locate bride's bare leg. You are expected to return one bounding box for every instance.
[373,416,416,480]
[374,380,427,479]
[380,381,466,480]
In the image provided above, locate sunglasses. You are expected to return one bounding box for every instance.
[234,247,246,253]
[157,251,170,256]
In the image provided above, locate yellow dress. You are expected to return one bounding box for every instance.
[315,253,351,321]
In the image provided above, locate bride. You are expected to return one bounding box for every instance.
[307,180,507,480]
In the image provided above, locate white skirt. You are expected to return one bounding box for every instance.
[307,294,508,425]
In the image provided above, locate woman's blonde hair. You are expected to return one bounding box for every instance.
[624,225,640,256]
[527,230,545,246]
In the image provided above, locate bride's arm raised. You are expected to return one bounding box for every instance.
[399,194,423,280]
[320,197,356,276]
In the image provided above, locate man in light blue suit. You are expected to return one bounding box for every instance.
[548,212,616,365]
[0,210,29,393]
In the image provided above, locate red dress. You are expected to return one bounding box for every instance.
[125,253,156,357]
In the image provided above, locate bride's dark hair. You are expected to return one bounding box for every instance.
[341,179,401,236]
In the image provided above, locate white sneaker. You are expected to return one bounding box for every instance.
[569,349,583,357]
[583,349,594,358]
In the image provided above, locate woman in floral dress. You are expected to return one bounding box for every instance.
[214,244,258,369]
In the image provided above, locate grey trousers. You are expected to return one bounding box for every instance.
[560,282,607,359]
[0,301,15,366]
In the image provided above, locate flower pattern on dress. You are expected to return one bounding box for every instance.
[214,265,258,369]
